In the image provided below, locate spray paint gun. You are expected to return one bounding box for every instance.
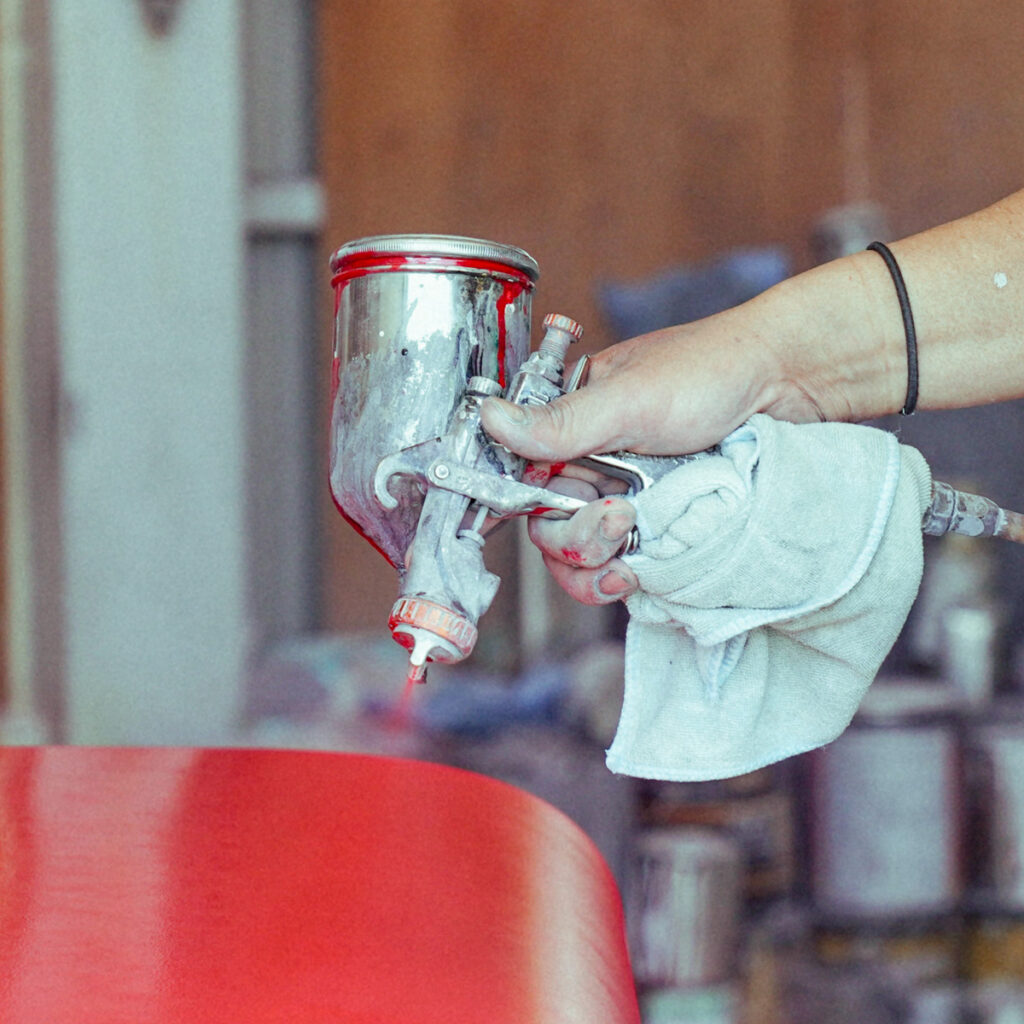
[329,235,698,685]
[329,234,1024,687]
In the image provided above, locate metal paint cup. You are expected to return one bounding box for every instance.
[328,234,538,567]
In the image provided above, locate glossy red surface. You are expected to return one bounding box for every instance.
[0,747,639,1023]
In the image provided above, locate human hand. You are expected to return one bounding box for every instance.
[479,247,923,464]
[485,301,786,606]
[526,464,639,606]
[480,303,785,463]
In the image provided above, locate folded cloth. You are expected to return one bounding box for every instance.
[606,414,932,782]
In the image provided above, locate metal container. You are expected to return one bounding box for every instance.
[639,771,795,903]
[328,234,538,567]
[809,679,963,921]
[626,827,743,989]
[966,707,1024,911]
[941,603,999,709]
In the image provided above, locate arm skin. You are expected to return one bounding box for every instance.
[480,189,1024,603]
[483,189,1024,459]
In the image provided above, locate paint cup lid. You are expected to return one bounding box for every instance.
[330,234,540,280]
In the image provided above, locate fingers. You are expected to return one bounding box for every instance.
[528,493,635,565]
[528,495,639,605]
[541,552,639,606]
[480,386,627,461]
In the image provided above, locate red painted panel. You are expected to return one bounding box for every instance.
[0,747,639,1024]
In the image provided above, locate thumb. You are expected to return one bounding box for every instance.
[479,390,620,461]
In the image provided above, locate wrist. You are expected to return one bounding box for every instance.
[754,252,908,424]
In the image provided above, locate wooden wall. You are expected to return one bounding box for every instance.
[316,0,1024,640]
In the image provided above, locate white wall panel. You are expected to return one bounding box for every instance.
[50,1,249,742]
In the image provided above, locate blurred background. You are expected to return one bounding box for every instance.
[4,2,1024,1021]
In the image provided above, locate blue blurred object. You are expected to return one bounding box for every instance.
[408,662,569,737]
[598,247,790,339]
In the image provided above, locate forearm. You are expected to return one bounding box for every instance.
[758,189,1024,422]
[481,190,1024,461]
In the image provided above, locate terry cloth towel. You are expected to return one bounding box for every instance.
[606,413,933,782]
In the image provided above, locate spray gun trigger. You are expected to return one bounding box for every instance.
[424,459,585,517]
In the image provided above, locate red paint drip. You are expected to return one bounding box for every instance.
[549,462,567,476]
[330,355,341,402]
[495,279,525,388]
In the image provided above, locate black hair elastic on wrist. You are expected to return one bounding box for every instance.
[867,241,918,416]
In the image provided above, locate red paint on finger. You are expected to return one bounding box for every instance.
[522,463,551,485]
[549,462,567,476]
[561,547,585,565]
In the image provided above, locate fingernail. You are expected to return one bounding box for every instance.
[599,509,634,541]
[487,399,528,424]
[597,568,636,598]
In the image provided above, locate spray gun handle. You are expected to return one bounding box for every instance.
[549,345,714,554]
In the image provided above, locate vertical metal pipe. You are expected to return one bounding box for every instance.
[0,0,54,741]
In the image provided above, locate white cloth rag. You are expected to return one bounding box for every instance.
[606,413,933,782]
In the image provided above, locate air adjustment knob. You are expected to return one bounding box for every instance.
[542,313,584,342]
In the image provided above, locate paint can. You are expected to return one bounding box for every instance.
[328,235,537,567]
[965,707,1024,912]
[941,603,999,709]
[809,679,963,921]
[626,827,743,990]
[639,770,795,903]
